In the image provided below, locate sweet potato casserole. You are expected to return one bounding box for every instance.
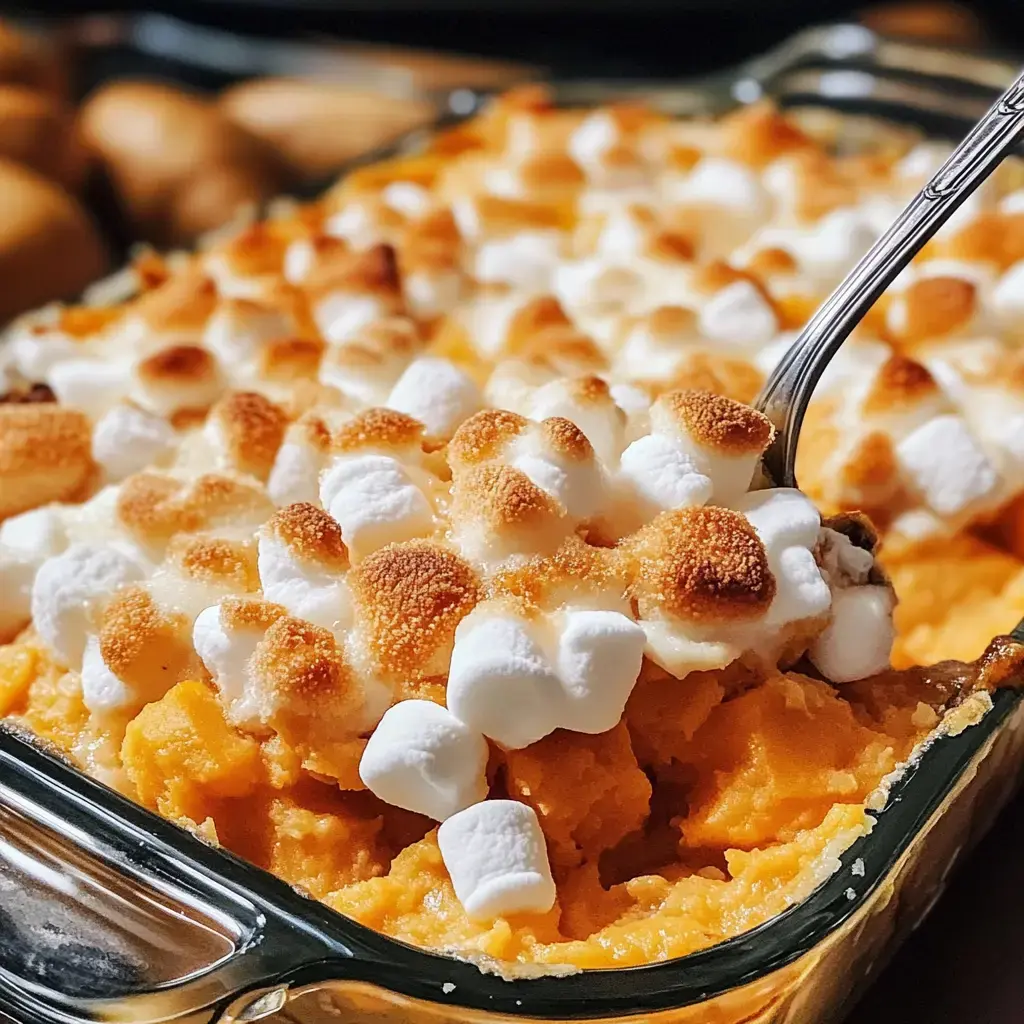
[1,90,1023,970]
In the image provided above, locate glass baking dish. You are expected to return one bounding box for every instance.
[2,22,1024,1024]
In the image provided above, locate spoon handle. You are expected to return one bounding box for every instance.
[757,70,1024,488]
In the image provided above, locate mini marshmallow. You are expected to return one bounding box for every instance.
[618,433,713,516]
[991,261,1024,329]
[765,544,832,629]
[382,182,431,218]
[30,543,145,667]
[818,528,875,587]
[895,415,999,517]
[508,430,606,521]
[568,111,620,173]
[386,358,482,438]
[0,507,69,639]
[48,359,132,418]
[527,379,626,466]
[437,800,556,920]
[9,329,78,380]
[790,208,877,284]
[359,699,489,822]
[268,440,324,508]
[698,280,778,349]
[669,158,766,220]
[320,454,434,561]
[203,301,292,366]
[92,404,177,482]
[192,603,264,728]
[555,609,645,734]
[733,488,821,554]
[473,231,563,292]
[404,270,463,320]
[257,533,348,631]
[810,585,895,683]
[314,293,391,346]
[447,612,564,750]
[80,634,132,715]
[323,203,382,251]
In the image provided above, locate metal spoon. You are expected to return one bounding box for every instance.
[756,68,1024,487]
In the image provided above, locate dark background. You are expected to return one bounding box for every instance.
[0,1,1022,1021]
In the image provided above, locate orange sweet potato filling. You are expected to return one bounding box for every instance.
[5,632,1007,970]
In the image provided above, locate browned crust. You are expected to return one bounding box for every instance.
[541,416,594,461]
[894,276,976,345]
[209,391,287,480]
[168,535,260,591]
[352,540,479,677]
[628,506,776,624]
[659,389,774,454]
[265,502,349,570]
[862,355,938,414]
[449,409,529,466]
[332,407,424,453]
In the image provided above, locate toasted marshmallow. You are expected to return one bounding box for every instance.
[320,454,434,562]
[698,279,778,349]
[895,414,999,518]
[0,506,67,640]
[618,433,713,518]
[437,800,556,920]
[8,325,79,381]
[764,544,831,630]
[525,375,626,465]
[258,504,350,631]
[447,610,563,749]
[403,268,463,320]
[48,359,133,418]
[92,403,177,482]
[193,599,282,730]
[810,585,895,683]
[80,633,133,715]
[555,609,645,734]
[267,416,334,508]
[991,261,1024,335]
[31,543,145,667]
[202,391,287,481]
[359,699,489,821]
[318,318,422,406]
[203,298,293,368]
[132,345,224,418]
[508,419,606,521]
[386,358,482,439]
[473,231,563,292]
[314,293,394,346]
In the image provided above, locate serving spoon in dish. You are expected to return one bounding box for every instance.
[755,67,1024,489]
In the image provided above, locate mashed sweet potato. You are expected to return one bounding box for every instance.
[4,632,1010,970]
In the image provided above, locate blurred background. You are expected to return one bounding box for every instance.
[0,2,1020,1021]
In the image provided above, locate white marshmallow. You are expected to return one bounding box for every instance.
[618,433,713,516]
[509,432,606,521]
[319,454,434,561]
[283,239,316,285]
[568,111,619,172]
[0,507,69,639]
[810,585,895,683]
[92,404,177,482]
[257,533,348,631]
[528,380,625,465]
[447,613,563,750]
[48,359,132,418]
[80,634,133,715]
[733,488,821,554]
[553,259,642,322]
[895,415,999,517]
[9,330,78,381]
[818,528,875,587]
[314,293,390,346]
[203,303,291,367]
[386,358,481,438]
[555,610,645,734]
[791,208,877,284]
[359,699,489,821]
[670,158,766,220]
[382,182,431,218]
[473,231,563,292]
[765,544,832,629]
[192,604,264,729]
[30,544,145,667]
[323,204,381,251]
[404,270,463,320]
[698,280,778,350]
[437,800,556,920]
[267,438,325,509]
[991,261,1024,329]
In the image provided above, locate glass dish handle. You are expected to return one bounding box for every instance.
[0,724,353,1024]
